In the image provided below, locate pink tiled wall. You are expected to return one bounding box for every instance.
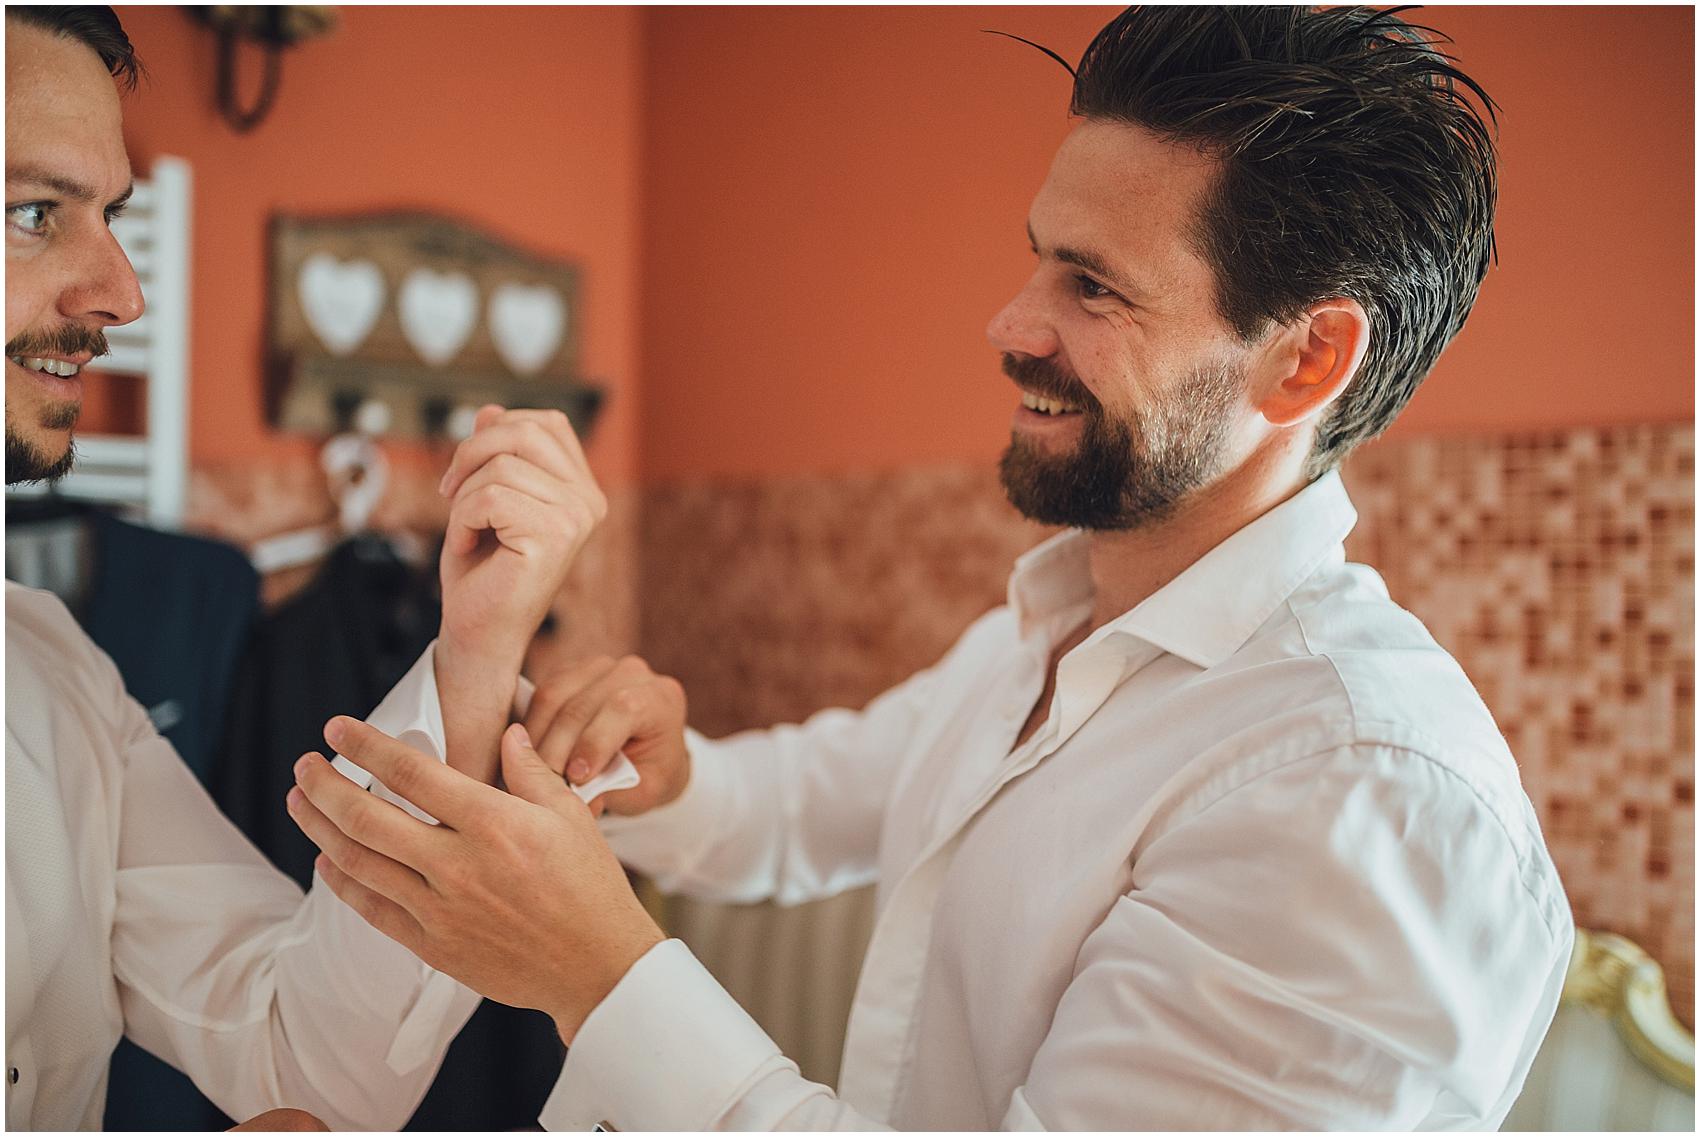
[1345,426,1694,1024]
[638,467,1052,736]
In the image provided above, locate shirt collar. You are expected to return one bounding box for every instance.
[1006,470,1359,669]
[1007,527,1094,636]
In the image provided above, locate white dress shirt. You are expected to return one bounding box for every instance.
[4,583,481,1130]
[534,471,1573,1130]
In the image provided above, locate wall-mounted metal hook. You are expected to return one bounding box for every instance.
[188,6,339,133]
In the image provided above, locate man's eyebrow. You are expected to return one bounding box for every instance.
[6,164,134,211]
[1027,221,1145,297]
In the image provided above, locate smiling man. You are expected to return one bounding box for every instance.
[293,7,1573,1131]
[5,7,607,1130]
[4,10,140,485]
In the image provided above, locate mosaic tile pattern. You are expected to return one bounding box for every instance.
[639,466,1054,738]
[1344,425,1694,1026]
[638,425,1695,1028]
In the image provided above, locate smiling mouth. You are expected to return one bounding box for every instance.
[9,356,85,377]
[1020,390,1083,415]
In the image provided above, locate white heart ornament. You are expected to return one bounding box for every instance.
[398,268,478,367]
[297,253,385,356]
[488,283,566,376]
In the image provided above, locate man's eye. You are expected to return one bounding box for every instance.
[1075,275,1116,301]
[6,202,50,234]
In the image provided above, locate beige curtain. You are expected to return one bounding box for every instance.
[1503,1001,1694,1131]
[659,887,879,1087]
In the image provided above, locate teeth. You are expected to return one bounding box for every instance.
[12,357,80,377]
[1020,391,1079,416]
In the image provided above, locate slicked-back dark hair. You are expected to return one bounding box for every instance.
[8,5,141,91]
[1069,5,1497,476]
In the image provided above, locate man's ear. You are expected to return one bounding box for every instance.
[1257,298,1370,428]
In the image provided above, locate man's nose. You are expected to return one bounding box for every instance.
[986,274,1057,359]
[62,224,146,328]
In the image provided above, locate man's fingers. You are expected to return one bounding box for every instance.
[564,693,658,784]
[323,717,488,826]
[522,654,621,737]
[496,407,591,478]
[438,411,587,499]
[524,656,621,774]
[286,783,430,911]
[445,484,528,555]
[293,754,438,871]
[500,723,571,808]
[439,418,574,499]
[447,483,590,562]
[313,853,427,956]
[451,452,568,515]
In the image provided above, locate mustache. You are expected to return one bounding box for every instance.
[1001,352,1099,411]
[5,324,111,360]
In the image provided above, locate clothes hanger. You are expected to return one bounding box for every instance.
[249,399,393,574]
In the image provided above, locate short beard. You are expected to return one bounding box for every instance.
[998,354,1241,531]
[5,322,104,486]
[6,404,80,486]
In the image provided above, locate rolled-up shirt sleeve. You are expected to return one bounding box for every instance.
[111,643,482,1130]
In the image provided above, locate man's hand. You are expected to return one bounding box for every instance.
[434,404,607,784]
[288,716,665,1045]
[525,655,691,818]
[438,404,605,655]
[227,1109,327,1131]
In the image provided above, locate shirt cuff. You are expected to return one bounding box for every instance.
[330,642,448,824]
[330,644,637,822]
[538,938,786,1131]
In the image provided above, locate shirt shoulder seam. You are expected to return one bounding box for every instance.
[1162,737,1565,944]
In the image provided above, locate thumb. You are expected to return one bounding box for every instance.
[474,403,506,432]
[500,723,571,808]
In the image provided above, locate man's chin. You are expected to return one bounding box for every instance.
[996,429,1181,532]
[998,438,1110,528]
[5,429,77,487]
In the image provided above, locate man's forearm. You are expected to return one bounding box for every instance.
[435,635,524,785]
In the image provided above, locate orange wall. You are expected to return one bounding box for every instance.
[100,7,1694,489]
[111,5,645,485]
[638,5,1695,481]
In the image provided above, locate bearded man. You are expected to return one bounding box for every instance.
[5,6,607,1128]
[290,7,1572,1130]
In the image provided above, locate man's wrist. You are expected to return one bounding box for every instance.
[433,633,526,784]
[435,630,527,687]
[553,922,668,1047]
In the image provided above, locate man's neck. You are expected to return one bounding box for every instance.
[1080,443,1311,632]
